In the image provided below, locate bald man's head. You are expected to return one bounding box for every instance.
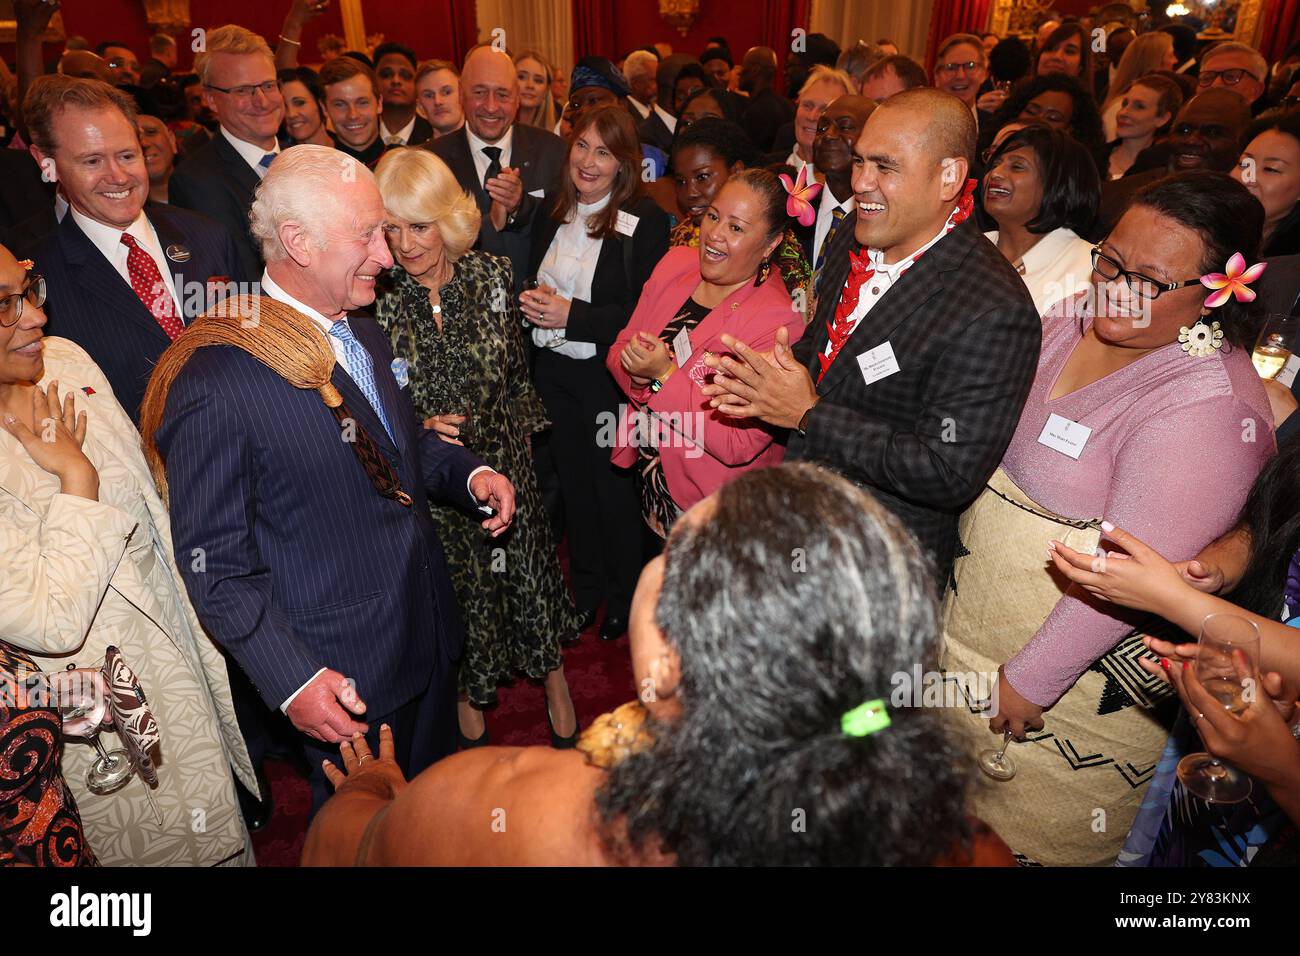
[740,47,777,93]
[58,51,113,84]
[461,46,519,142]
[875,87,975,166]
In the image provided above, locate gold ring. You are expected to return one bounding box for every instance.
[357,753,374,763]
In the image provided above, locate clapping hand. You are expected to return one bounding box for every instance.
[619,331,673,385]
[1,382,98,500]
[700,326,816,429]
[487,166,524,230]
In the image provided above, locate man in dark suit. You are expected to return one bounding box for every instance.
[0,149,54,235]
[703,89,1041,581]
[169,24,284,283]
[153,146,518,814]
[1095,89,1252,240]
[374,42,434,147]
[19,75,241,423]
[737,47,795,152]
[427,46,567,294]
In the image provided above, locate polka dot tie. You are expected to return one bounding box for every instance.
[120,233,183,340]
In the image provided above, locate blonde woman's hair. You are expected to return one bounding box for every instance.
[797,65,856,100]
[1102,32,1174,113]
[194,24,275,86]
[514,50,559,130]
[373,147,481,262]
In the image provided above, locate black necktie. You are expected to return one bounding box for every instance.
[482,146,502,189]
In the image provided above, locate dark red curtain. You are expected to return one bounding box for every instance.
[924,0,993,71]
[1261,0,1300,63]
[573,0,618,61]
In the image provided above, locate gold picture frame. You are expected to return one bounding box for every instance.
[985,0,1265,47]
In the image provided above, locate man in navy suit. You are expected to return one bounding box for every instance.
[152,145,517,813]
[169,25,284,282]
[425,46,567,293]
[19,74,242,423]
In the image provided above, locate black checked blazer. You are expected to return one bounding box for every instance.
[789,217,1041,580]
[425,123,568,294]
[168,130,263,283]
[23,202,242,423]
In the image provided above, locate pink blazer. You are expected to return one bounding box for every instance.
[606,245,806,511]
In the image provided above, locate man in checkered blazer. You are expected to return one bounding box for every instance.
[703,88,1041,581]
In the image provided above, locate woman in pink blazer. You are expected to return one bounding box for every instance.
[608,170,807,537]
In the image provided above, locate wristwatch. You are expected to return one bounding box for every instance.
[797,402,817,437]
[649,378,664,393]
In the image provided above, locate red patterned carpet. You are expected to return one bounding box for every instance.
[250,612,635,866]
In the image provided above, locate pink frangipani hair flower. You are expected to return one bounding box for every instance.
[779,166,822,228]
[1200,252,1267,309]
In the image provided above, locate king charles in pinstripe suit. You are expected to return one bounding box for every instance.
[702,90,1040,581]
[151,146,517,813]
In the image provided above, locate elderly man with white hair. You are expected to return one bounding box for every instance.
[143,144,517,815]
[624,48,676,150]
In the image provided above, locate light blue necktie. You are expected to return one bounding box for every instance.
[329,319,394,441]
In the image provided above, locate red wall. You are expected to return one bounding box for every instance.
[608,1,768,61]
[2,0,472,69]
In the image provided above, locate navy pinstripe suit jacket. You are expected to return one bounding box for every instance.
[22,202,242,423]
[153,313,485,716]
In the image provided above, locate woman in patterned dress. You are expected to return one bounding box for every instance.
[0,246,255,866]
[373,149,582,748]
[0,642,98,866]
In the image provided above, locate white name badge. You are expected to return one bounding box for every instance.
[1277,354,1300,389]
[615,210,640,237]
[857,341,900,386]
[672,326,693,367]
[1037,412,1092,460]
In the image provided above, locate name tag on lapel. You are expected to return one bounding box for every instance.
[857,341,900,386]
[1037,413,1092,459]
[672,327,692,367]
[615,210,640,237]
[1277,354,1300,388]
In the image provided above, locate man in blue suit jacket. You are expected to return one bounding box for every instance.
[20,75,244,424]
[151,145,517,813]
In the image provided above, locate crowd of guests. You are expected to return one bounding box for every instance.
[1,0,1299,868]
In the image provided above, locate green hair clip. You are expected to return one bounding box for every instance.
[841,699,891,737]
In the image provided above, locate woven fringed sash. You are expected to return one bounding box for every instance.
[138,294,412,508]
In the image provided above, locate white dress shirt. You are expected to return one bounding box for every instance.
[823,220,955,358]
[628,97,651,120]
[983,227,1095,317]
[532,193,608,360]
[382,114,418,146]
[220,125,280,178]
[260,269,495,710]
[785,149,812,180]
[629,97,678,136]
[71,207,181,317]
[466,124,513,187]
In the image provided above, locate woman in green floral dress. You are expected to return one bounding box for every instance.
[373,148,582,747]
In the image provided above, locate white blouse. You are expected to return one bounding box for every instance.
[533,192,610,360]
[984,227,1096,317]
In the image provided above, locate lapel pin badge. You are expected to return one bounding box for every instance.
[165,244,192,263]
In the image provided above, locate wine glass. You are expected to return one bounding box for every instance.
[57,666,133,795]
[1251,314,1299,382]
[1175,613,1260,804]
[978,728,1017,781]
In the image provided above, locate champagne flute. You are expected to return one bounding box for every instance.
[978,728,1017,781]
[1251,314,1299,381]
[1175,613,1260,804]
[57,664,132,795]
